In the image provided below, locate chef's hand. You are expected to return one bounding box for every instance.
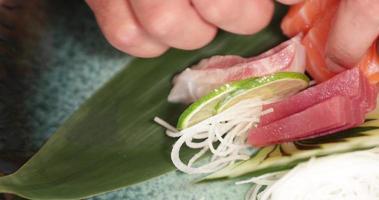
[325,0,379,69]
[86,0,300,58]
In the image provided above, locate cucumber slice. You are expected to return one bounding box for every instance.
[204,119,379,180]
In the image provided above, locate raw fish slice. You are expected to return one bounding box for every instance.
[281,0,339,37]
[196,35,305,70]
[248,96,355,147]
[283,0,379,84]
[334,84,377,129]
[192,55,246,70]
[340,72,366,129]
[301,3,340,82]
[260,68,366,126]
[314,97,356,134]
[361,66,378,113]
[168,36,306,103]
[354,70,372,118]
[281,0,339,82]
[358,42,379,84]
[360,72,369,113]
[314,98,364,138]
[367,83,378,112]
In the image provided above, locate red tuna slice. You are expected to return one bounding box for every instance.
[333,71,377,123]
[354,72,369,122]
[248,96,356,147]
[260,68,368,126]
[356,74,377,117]
[365,83,378,113]
[324,100,363,134]
[305,96,366,140]
[168,35,306,104]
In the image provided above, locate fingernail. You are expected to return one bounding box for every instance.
[325,57,346,73]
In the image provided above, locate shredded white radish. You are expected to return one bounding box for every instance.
[239,149,379,200]
[154,98,273,174]
[309,80,317,86]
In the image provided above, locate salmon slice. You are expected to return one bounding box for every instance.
[282,0,379,84]
[281,0,339,37]
[358,42,379,84]
[301,3,340,82]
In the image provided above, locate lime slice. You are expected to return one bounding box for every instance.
[177,72,309,130]
[177,84,237,130]
[216,72,309,112]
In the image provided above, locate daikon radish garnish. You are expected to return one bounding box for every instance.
[238,149,379,200]
[156,98,273,174]
[155,72,309,174]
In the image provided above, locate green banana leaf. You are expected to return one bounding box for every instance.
[0,7,288,200]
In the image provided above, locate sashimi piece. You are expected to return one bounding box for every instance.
[260,68,369,126]
[282,0,379,84]
[321,112,361,137]
[327,97,365,134]
[192,55,246,70]
[314,98,357,134]
[358,42,379,84]
[168,36,306,104]
[258,68,375,141]
[281,0,339,37]
[361,63,378,113]
[281,0,340,82]
[359,73,371,116]
[302,93,366,139]
[301,3,340,82]
[196,36,305,70]
[248,96,358,147]
[367,83,378,112]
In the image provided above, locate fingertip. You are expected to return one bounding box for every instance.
[107,24,140,50]
[324,39,356,69]
[193,0,274,35]
[130,0,217,50]
[107,25,169,58]
[325,57,346,72]
[129,47,169,58]
[230,0,275,35]
[325,0,379,68]
[276,0,304,5]
[185,27,217,50]
[86,0,169,58]
[139,7,217,50]
[85,0,96,10]
[245,0,275,34]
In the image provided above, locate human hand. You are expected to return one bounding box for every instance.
[86,0,301,58]
[325,0,379,69]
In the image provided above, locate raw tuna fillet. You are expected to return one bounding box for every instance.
[248,96,357,147]
[367,83,378,112]
[168,35,306,104]
[260,68,372,126]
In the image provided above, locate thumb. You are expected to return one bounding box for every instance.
[325,0,379,69]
